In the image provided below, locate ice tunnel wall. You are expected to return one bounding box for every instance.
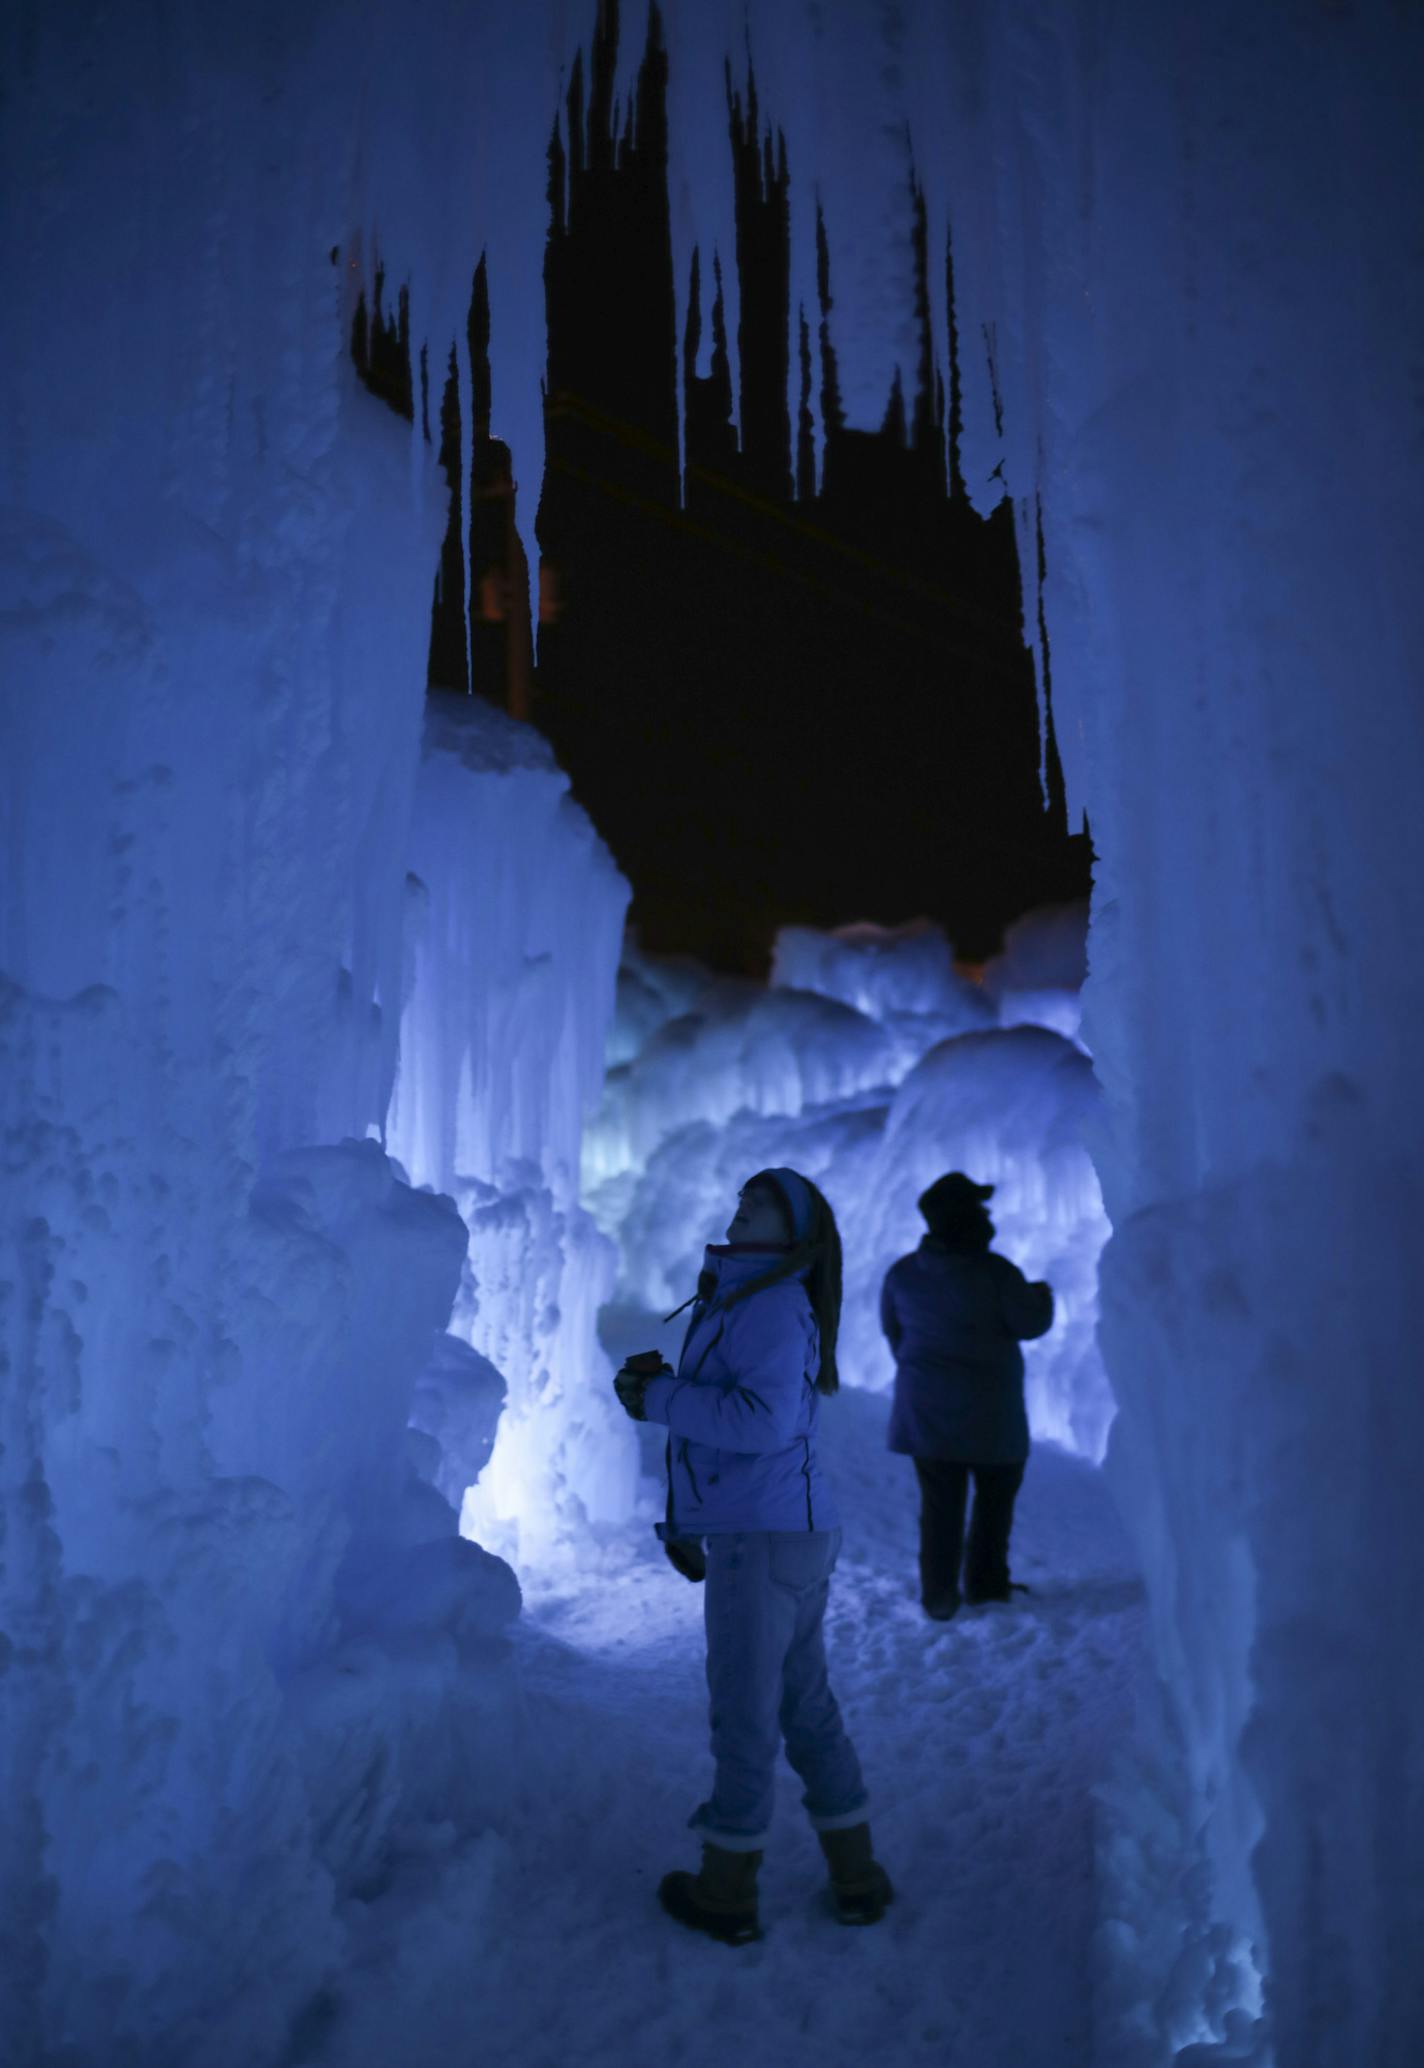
[0,5,554,2061]
[4,2,1422,2063]
[953,14,1424,2064]
[387,695,639,1564]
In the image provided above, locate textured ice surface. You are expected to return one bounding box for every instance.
[387,695,639,1565]
[595,930,1113,1465]
[5,2,1420,2061]
[388,694,626,1206]
[771,918,1000,1073]
[0,10,555,2058]
[0,982,514,2065]
[982,902,1089,1044]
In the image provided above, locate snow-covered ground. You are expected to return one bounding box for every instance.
[304,1387,1145,2068]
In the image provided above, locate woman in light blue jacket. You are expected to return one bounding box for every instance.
[613,1166,892,1945]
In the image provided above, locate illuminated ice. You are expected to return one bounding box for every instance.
[598,936,1111,1463]
[584,978,896,1206]
[4,3,1418,2062]
[771,918,999,1073]
[983,902,1089,1045]
[386,694,639,1565]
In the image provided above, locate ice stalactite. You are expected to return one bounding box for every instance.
[464,20,570,648]
[665,0,748,457]
[732,12,823,490]
[663,0,746,472]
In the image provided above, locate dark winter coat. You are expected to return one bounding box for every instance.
[642,1244,839,1534]
[881,1235,1054,1464]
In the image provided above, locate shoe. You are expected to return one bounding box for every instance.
[922,1593,960,1622]
[658,1842,762,1944]
[817,1824,895,1926]
[963,1580,1031,1606]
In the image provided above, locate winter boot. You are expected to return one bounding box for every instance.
[658,1843,762,1945]
[818,1823,894,1925]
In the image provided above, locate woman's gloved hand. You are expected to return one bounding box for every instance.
[663,1536,707,1583]
[613,1349,671,1421]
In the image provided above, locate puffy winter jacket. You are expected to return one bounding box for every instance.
[642,1244,839,1534]
[881,1235,1054,1464]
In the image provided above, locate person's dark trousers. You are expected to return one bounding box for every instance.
[912,1457,1026,1607]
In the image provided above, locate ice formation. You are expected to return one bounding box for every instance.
[0,7,614,2057]
[981,902,1089,1044]
[772,917,1001,1072]
[386,693,638,1566]
[594,923,1113,1465]
[4,1,1419,2062]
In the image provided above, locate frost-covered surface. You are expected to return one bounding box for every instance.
[593,926,1113,1465]
[940,18,1424,2065]
[388,695,623,1205]
[982,902,1089,1044]
[387,694,638,1566]
[0,9,544,2061]
[772,918,1000,1074]
[0,986,518,2066]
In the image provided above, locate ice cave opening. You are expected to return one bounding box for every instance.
[2,5,1421,2067]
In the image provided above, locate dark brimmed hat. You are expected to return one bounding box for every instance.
[917,1172,995,1230]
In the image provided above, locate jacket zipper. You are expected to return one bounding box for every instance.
[681,1440,702,1504]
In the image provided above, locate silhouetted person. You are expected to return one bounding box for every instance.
[881,1173,1054,1619]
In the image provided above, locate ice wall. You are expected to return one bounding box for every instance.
[923,16,1424,2066]
[0,6,532,2061]
[387,694,638,1565]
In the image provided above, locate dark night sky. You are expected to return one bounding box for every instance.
[360,1,1090,972]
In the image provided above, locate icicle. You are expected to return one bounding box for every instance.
[756,0,916,438]
[661,0,739,492]
[468,14,572,659]
[456,286,477,695]
[896,6,957,498]
[741,5,822,492]
[663,0,744,460]
[609,0,645,163]
[717,28,760,450]
[1012,489,1050,802]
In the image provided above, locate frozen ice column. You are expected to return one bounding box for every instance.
[387,693,639,1563]
[918,8,1424,2062]
[0,4,531,2057]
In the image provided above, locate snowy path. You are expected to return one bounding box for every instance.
[468,1390,1146,2068]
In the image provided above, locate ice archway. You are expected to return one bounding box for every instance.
[3,5,1420,2064]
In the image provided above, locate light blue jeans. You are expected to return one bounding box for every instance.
[691,1529,869,1851]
